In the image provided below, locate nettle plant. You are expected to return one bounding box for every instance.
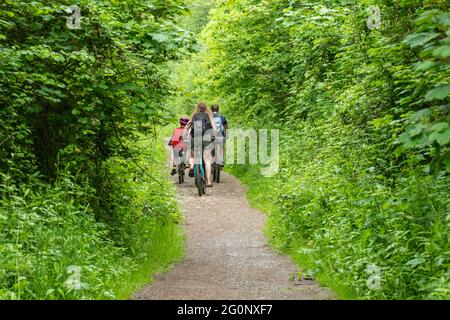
[398,10,450,172]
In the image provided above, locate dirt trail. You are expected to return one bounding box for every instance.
[133,170,334,300]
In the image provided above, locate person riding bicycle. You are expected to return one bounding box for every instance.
[185,102,216,187]
[168,117,190,176]
[211,104,228,167]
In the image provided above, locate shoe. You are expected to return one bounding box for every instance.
[185,164,191,169]
[206,182,213,187]
[188,169,194,177]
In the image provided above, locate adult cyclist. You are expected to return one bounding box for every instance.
[211,104,228,167]
[185,102,216,187]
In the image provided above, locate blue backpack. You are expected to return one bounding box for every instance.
[213,112,224,134]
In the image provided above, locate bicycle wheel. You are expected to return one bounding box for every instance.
[195,164,203,197]
[177,163,183,184]
[212,164,220,183]
[216,166,220,183]
[181,163,186,183]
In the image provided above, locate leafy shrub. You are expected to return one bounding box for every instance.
[0,138,183,300]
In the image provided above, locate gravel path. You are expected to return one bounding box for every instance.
[133,170,334,300]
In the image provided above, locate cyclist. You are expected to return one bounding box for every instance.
[211,104,228,167]
[185,102,216,187]
[168,117,190,176]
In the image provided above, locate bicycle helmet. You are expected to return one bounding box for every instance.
[180,117,189,126]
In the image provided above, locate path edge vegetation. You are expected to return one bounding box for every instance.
[227,166,354,300]
[111,133,185,300]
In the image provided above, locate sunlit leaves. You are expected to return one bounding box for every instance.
[414,60,437,71]
[433,45,450,58]
[403,32,439,48]
[424,85,450,101]
[397,8,450,172]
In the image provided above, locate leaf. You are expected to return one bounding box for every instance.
[406,257,426,268]
[430,129,450,146]
[409,124,424,138]
[424,85,450,101]
[435,12,450,28]
[414,60,436,72]
[432,45,450,58]
[41,15,55,21]
[79,118,89,124]
[412,108,432,121]
[399,132,415,149]
[394,146,404,158]
[150,32,171,43]
[431,122,449,133]
[45,289,55,296]
[404,32,439,48]
[414,10,439,26]
[443,153,450,172]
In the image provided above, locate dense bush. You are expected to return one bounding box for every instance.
[0,0,196,184]
[0,0,192,299]
[175,0,450,299]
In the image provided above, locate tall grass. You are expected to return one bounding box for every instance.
[0,134,184,300]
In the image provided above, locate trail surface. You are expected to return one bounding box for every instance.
[133,170,334,300]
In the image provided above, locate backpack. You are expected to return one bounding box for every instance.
[170,128,184,148]
[213,112,224,134]
[191,112,211,137]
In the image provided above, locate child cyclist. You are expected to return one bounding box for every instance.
[168,117,190,176]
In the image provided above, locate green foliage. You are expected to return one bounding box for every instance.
[398,9,450,173]
[0,0,196,182]
[178,0,214,35]
[0,136,183,300]
[0,0,189,299]
[177,0,450,299]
